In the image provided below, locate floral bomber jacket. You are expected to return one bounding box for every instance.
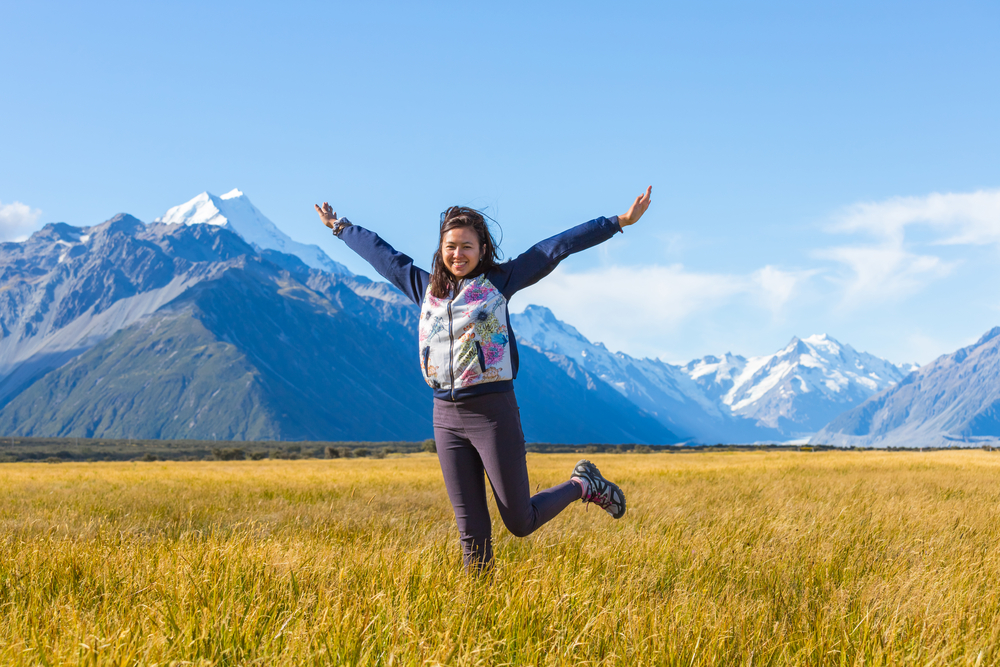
[340,215,622,401]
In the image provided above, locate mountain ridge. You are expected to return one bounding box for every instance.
[812,326,1000,448]
[513,304,915,441]
[686,332,915,435]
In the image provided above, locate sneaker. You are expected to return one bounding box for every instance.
[572,459,626,519]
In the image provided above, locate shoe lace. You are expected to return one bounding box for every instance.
[583,478,616,511]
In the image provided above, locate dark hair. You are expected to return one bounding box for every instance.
[430,206,501,298]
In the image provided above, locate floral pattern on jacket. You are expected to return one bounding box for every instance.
[418,275,512,392]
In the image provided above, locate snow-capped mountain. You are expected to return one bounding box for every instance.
[511,305,778,442]
[812,327,1000,448]
[512,305,915,441]
[685,335,917,435]
[155,189,350,275]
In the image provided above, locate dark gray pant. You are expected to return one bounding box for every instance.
[433,391,583,570]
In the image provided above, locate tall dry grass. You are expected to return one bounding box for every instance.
[1,451,999,665]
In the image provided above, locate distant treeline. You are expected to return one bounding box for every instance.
[0,436,437,463]
[0,436,990,463]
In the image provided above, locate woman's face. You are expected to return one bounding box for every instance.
[441,226,482,278]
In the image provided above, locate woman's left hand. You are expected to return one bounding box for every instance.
[618,186,652,227]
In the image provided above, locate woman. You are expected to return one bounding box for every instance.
[314,186,652,570]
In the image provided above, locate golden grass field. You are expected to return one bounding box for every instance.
[1,450,999,666]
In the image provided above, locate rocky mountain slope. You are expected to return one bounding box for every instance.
[0,215,229,405]
[812,328,1000,448]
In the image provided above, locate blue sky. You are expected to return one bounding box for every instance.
[2,1,998,365]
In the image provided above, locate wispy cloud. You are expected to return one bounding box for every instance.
[752,265,816,315]
[0,200,42,242]
[830,189,1000,244]
[813,243,955,304]
[515,263,811,356]
[817,189,998,306]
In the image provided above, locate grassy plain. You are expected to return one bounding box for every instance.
[1,451,999,665]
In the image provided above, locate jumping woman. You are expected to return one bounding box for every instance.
[314,187,652,571]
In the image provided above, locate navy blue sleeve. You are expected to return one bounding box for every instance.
[339,224,430,305]
[489,215,622,299]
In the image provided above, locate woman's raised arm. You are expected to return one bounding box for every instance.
[490,186,652,298]
[313,202,429,305]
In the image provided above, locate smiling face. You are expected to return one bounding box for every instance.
[441,226,483,279]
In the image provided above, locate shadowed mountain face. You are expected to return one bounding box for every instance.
[0,215,243,406]
[0,268,432,441]
[812,327,1000,448]
[514,346,678,445]
[0,215,677,444]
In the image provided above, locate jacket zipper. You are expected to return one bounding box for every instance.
[447,299,456,400]
[475,340,486,371]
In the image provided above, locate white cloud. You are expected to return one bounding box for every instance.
[817,189,998,307]
[831,188,1000,244]
[814,243,955,305]
[0,200,43,242]
[513,263,810,356]
[752,265,814,314]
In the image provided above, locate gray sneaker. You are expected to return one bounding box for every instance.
[572,459,626,519]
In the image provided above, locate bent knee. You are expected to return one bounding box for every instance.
[503,518,535,538]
